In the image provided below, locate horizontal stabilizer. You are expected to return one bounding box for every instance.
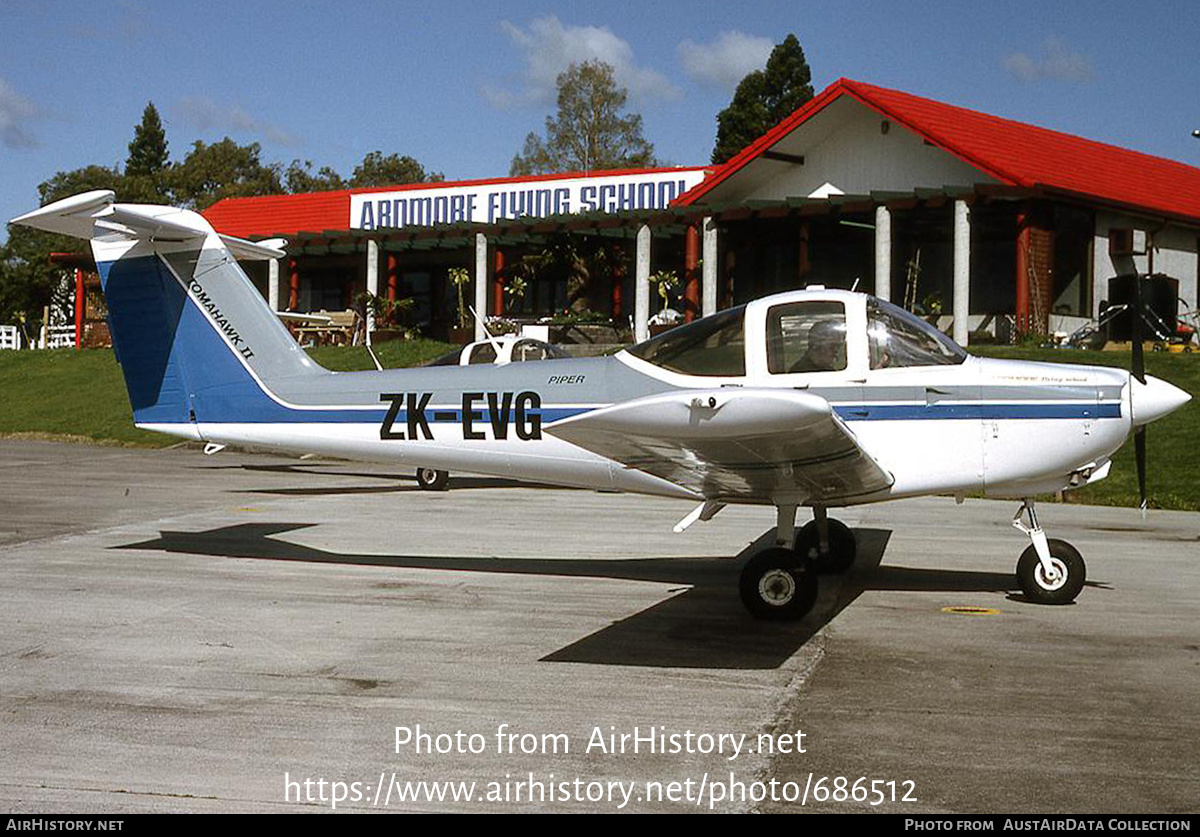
[11,190,286,259]
[9,190,118,239]
[103,203,211,241]
[220,235,287,261]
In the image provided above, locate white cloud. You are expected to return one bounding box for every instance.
[678,30,774,89]
[1002,37,1095,84]
[177,96,300,147]
[487,16,680,108]
[0,77,42,149]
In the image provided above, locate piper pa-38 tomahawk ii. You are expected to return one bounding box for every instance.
[13,191,1191,620]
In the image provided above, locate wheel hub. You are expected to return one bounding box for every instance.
[1034,558,1068,592]
[758,569,796,606]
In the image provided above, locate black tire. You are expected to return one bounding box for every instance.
[796,518,857,575]
[739,548,818,621]
[415,467,449,491]
[1016,539,1085,604]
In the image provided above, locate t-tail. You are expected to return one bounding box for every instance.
[9,190,328,440]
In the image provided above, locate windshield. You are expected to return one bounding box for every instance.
[626,305,746,376]
[866,298,967,368]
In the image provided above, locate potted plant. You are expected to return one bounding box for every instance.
[648,270,682,336]
[448,266,473,344]
[503,273,528,315]
[355,291,415,343]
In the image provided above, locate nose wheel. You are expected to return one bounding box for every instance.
[1012,500,1086,604]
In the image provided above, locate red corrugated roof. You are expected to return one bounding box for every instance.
[202,191,350,239]
[203,166,711,238]
[679,78,1200,225]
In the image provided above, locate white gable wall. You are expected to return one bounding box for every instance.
[1092,210,1199,318]
[713,97,998,203]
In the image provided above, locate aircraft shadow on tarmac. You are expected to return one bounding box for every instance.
[116,522,1034,670]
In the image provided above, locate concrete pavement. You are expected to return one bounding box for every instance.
[1,440,1196,813]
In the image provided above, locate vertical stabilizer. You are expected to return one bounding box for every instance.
[11,192,328,433]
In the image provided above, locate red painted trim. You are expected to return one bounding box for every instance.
[683,223,699,322]
[1015,212,1030,332]
[288,259,299,311]
[492,248,506,315]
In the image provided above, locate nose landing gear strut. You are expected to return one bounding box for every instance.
[1012,499,1086,605]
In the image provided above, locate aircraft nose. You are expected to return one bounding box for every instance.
[1130,375,1192,426]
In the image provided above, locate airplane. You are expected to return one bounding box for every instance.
[11,190,1192,621]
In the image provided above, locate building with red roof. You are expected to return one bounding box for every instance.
[204,79,1200,345]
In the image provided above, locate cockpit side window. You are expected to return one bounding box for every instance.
[867,298,967,368]
[626,305,746,376]
[766,301,848,374]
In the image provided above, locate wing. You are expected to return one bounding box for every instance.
[546,388,893,504]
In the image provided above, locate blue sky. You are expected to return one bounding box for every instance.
[3,1,1199,243]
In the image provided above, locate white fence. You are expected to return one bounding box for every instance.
[40,325,75,349]
[0,324,77,350]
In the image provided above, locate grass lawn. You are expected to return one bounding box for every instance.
[0,338,455,447]
[0,340,1195,511]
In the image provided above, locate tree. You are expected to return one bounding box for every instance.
[124,102,172,203]
[168,138,283,210]
[509,60,656,176]
[284,159,346,193]
[37,165,125,205]
[349,151,442,188]
[0,229,60,341]
[711,34,814,164]
[126,102,169,178]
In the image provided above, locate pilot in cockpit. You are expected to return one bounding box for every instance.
[790,319,846,373]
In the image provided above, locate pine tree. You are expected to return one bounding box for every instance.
[712,34,814,164]
[126,102,169,178]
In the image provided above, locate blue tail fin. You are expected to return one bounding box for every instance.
[12,191,326,431]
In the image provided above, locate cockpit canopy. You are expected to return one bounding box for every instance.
[626,292,966,378]
[626,304,747,377]
[865,298,967,369]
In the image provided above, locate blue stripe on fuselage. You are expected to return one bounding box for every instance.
[835,403,1122,421]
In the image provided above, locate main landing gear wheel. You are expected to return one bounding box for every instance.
[1016,539,1086,605]
[739,548,818,621]
[415,468,449,491]
[796,518,857,575]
